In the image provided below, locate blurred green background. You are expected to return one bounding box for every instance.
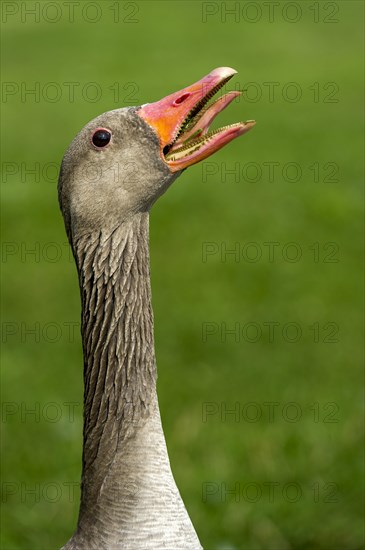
[1,1,363,549]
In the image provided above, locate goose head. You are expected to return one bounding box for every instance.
[58,67,255,239]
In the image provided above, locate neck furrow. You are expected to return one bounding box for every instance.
[74,213,156,487]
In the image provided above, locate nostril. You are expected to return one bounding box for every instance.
[173,93,190,106]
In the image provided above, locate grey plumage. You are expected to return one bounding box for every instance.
[58,108,201,548]
[58,67,254,548]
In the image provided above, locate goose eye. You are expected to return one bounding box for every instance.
[92,128,112,148]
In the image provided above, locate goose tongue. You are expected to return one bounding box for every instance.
[137,67,255,173]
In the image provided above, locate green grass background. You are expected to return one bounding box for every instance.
[1,1,363,548]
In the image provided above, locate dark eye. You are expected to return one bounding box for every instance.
[92,128,112,148]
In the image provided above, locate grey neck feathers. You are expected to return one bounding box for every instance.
[65,213,202,549]
[75,212,155,468]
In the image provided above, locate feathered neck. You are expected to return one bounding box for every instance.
[65,212,201,549]
[73,213,155,491]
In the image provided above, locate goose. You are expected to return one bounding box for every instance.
[58,67,255,549]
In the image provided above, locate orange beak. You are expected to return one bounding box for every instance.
[137,67,255,173]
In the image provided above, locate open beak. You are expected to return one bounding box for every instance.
[137,67,255,173]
